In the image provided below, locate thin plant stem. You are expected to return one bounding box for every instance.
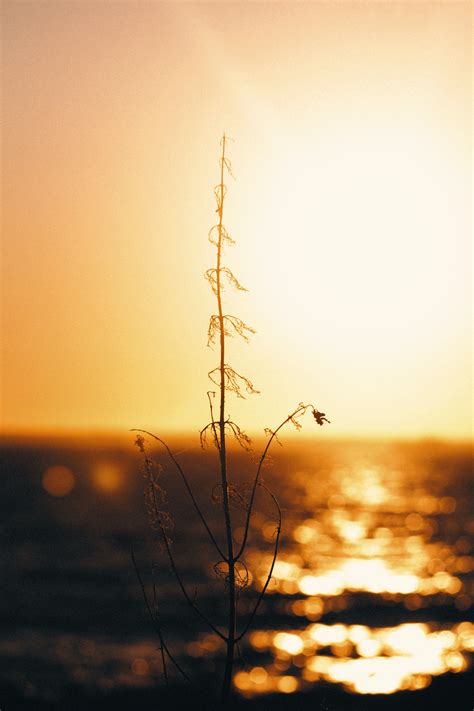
[131,545,190,682]
[131,428,225,560]
[132,136,329,701]
[207,391,220,452]
[141,444,226,641]
[236,484,281,642]
[215,133,237,704]
[235,404,311,561]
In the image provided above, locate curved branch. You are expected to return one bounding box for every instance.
[214,183,227,215]
[132,429,225,561]
[161,521,226,640]
[136,443,227,641]
[223,155,235,179]
[208,365,259,399]
[208,315,255,347]
[207,391,220,452]
[200,421,220,450]
[235,404,311,560]
[226,420,252,451]
[208,224,234,248]
[205,267,247,295]
[131,545,190,682]
[236,484,281,642]
[201,417,251,452]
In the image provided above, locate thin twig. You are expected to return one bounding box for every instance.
[130,545,190,682]
[139,447,227,641]
[131,428,225,560]
[207,391,220,452]
[236,483,281,642]
[235,404,311,560]
[151,571,168,687]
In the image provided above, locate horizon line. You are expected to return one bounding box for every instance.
[1,426,472,446]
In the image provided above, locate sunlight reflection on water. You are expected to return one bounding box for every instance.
[231,621,474,696]
[193,445,473,697]
[3,439,472,702]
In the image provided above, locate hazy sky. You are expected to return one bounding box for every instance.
[2,1,472,439]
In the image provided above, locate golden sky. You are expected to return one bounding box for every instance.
[2,1,472,439]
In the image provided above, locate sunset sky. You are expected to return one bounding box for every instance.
[2,1,472,439]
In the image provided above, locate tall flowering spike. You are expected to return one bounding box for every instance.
[205,135,257,411]
[204,133,254,702]
[132,137,330,705]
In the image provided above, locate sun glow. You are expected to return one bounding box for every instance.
[234,111,470,436]
[2,1,470,437]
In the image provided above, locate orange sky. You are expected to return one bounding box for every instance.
[2,1,472,439]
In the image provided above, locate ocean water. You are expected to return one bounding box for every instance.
[1,436,473,707]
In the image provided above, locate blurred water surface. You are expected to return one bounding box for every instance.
[1,436,473,706]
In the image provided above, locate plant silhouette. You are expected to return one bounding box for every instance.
[132,135,329,705]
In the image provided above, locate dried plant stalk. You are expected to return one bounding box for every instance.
[132,135,329,704]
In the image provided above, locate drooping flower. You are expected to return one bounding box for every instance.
[312,409,330,426]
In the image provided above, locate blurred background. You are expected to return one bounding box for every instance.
[1,435,473,708]
[2,1,472,708]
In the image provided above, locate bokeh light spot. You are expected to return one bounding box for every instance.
[42,466,75,497]
[92,462,124,492]
[131,658,149,676]
[277,675,299,693]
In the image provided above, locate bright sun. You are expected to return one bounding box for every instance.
[224,108,469,436]
[3,1,471,437]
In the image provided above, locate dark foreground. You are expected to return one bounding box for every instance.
[2,668,474,710]
[2,437,473,710]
